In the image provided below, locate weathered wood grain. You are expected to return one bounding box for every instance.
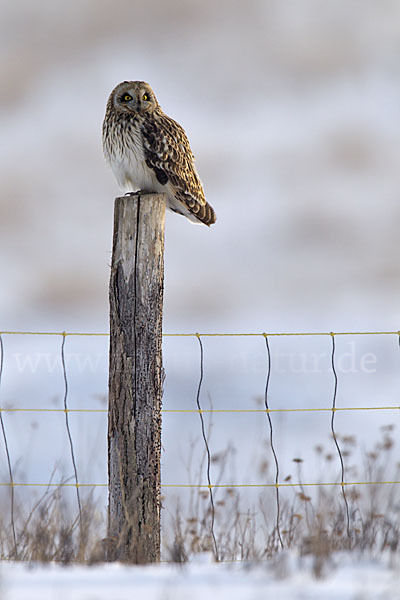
[108,193,166,563]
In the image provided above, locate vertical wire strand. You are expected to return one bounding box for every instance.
[330,333,351,539]
[263,334,283,550]
[0,334,17,556]
[61,333,82,530]
[195,334,218,561]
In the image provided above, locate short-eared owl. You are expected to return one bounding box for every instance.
[103,81,216,226]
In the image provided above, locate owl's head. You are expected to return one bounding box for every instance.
[109,81,159,115]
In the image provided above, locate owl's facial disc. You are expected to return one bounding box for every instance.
[112,81,157,114]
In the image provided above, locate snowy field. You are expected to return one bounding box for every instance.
[2,554,400,600]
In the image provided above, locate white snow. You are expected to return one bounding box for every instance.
[1,554,400,600]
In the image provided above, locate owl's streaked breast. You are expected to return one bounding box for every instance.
[104,116,156,193]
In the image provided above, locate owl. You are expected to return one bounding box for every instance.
[102,81,216,226]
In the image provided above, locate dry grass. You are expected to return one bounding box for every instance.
[0,484,106,564]
[165,424,400,571]
[0,426,398,571]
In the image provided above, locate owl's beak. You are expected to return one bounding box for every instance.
[128,97,138,111]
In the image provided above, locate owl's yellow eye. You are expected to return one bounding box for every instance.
[142,93,148,101]
[122,94,132,102]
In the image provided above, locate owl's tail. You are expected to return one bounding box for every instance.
[168,197,217,226]
[196,201,216,227]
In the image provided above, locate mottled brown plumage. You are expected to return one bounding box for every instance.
[103,81,216,226]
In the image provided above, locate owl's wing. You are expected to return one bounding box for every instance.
[140,112,216,225]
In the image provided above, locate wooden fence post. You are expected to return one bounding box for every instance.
[108,192,166,563]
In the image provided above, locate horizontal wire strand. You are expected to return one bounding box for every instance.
[1,406,400,414]
[1,480,400,488]
[0,330,400,337]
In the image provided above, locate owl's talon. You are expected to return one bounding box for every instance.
[124,191,142,197]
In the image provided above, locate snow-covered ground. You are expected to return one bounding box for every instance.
[2,554,400,600]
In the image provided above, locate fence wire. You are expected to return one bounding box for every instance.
[195,333,218,560]
[1,330,400,336]
[0,329,399,556]
[263,334,283,549]
[0,334,17,556]
[329,333,351,539]
[60,333,82,533]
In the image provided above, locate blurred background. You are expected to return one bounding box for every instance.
[1,0,400,532]
[1,0,400,332]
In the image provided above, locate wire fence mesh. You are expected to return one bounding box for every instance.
[0,329,399,556]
